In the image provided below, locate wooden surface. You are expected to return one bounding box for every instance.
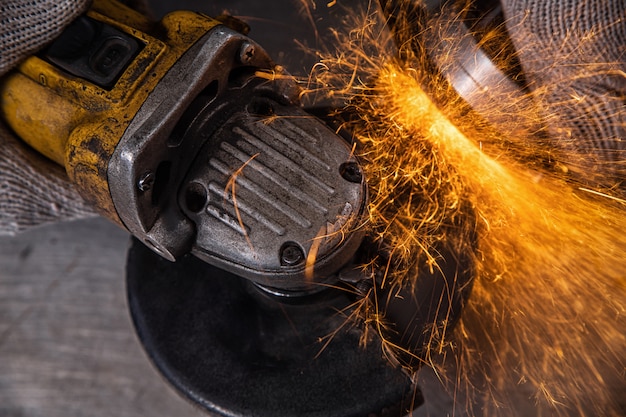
[0,218,462,417]
[0,218,208,417]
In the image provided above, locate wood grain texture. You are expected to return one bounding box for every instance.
[0,218,208,417]
[0,218,463,417]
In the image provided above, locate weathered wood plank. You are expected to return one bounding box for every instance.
[0,218,208,417]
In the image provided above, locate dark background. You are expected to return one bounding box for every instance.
[151,0,346,78]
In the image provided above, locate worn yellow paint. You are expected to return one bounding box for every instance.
[0,0,221,222]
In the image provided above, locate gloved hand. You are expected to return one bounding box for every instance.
[1,0,624,236]
[0,0,96,235]
[501,0,626,190]
[0,0,150,235]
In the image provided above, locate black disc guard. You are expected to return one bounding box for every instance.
[126,238,421,417]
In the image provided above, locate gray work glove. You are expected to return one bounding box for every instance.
[0,0,150,235]
[1,0,623,235]
[501,0,626,189]
[0,0,96,235]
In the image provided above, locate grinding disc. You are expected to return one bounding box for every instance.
[126,238,421,417]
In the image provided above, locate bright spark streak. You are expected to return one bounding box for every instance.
[302,2,626,416]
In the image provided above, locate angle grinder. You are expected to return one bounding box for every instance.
[0,0,478,415]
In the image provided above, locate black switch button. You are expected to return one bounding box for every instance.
[44,15,143,89]
[91,37,134,77]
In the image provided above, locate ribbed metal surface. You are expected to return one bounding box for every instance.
[204,119,340,236]
[182,99,366,288]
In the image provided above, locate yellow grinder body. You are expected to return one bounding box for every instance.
[0,0,368,294]
[0,0,231,222]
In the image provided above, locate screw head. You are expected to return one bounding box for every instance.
[280,242,305,266]
[339,161,362,183]
[137,171,154,192]
[239,42,255,65]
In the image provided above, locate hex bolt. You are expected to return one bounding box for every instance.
[280,242,305,266]
[239,42,255,65]
[339,161,362,183]
[137,171,155,192]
